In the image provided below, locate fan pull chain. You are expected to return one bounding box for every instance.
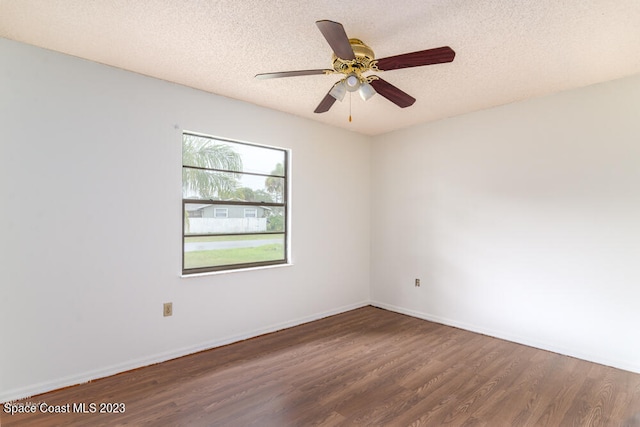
[349,92,352,122]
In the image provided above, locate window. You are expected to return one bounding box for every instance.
[213,208,228,218]
[182,132,288,274]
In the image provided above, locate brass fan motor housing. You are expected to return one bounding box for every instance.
[331,39,376,75]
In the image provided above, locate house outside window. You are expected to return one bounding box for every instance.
[182,132,289,274]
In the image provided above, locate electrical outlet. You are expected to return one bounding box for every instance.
[415,278,421,287]
[163,302,173,317]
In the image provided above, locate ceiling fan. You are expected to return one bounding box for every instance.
[256,20,455,114]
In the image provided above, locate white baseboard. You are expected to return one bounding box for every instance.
[371,300,640,375]
[0,301,369,404]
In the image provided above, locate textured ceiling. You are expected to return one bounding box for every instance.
[1,0,639,135]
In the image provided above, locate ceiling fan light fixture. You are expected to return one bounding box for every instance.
[345,74,360,92]
[256,20,456,114]
[358,81,376,101]
[329,81,346,101]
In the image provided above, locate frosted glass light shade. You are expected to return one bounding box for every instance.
[329,81,346,101]
[358,82,376,101]
[345,74,360,92]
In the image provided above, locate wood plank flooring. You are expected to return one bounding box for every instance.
[2,306,640,426]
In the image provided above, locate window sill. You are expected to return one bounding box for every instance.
[181,262,293,278]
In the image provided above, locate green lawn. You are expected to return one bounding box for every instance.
[185,234,281,243]
[184,244,284,269]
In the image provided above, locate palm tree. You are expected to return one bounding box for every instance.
[265,163,285,232]
[182,135,243,199]
[265,163,284,203]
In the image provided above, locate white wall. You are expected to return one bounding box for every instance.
[2,36,639,403]
[371,73,640,373]
[0,38,371,402]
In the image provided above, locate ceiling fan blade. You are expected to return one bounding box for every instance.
[255,69,332,79]
[314,90,337,113]
[370,78,416,108]
[316,20,355,60]
[375,46,455,71]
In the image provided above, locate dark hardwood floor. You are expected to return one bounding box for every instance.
[2,306,640,426]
